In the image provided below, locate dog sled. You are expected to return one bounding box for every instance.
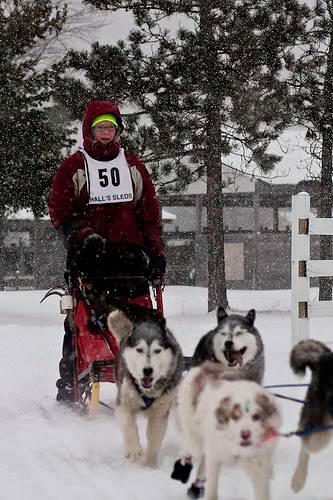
[41,243,165,416]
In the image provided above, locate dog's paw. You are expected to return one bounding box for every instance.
[291,468,306,493]
[187,483,205,498]
[143,454,159,468]
[126,447,143,463]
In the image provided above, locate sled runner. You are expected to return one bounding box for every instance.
[42,243,164,416]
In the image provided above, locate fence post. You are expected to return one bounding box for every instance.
[291,192,310,346]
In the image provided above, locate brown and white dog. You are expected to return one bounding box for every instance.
[173,362,281,500]
[290,339,333,493]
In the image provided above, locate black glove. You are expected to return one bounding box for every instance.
[149,255,166,284]
[73,233,106,271]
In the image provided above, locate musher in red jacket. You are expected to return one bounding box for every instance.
[48,100,166,403]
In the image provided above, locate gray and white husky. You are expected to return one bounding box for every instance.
[192,306,264,384]
[290,339,333,493]
[108,309,183,468]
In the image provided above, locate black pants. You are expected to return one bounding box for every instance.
[56,316,75,390]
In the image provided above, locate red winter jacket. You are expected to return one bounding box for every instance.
[48,100,164,259]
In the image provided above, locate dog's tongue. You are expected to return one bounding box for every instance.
[234,351,244,367]
[142,377,153,388]
[228,350,243,367]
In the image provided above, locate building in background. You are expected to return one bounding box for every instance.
[0,178,322,290]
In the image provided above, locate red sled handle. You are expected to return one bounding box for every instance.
[153,284,164,319]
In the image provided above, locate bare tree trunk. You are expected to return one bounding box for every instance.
[206,118,228,311]
[200,0,229,311]
[319,32,333,301]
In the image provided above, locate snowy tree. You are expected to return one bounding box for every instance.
[287,0,333,300]
[0,0,77,290]
[62,0,310,310]
[0,0,75,216]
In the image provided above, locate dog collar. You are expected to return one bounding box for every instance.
[257,428,279,445]
[129,374,155,409]
[141,395,155,409]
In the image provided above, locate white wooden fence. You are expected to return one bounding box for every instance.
[291,191,333,345]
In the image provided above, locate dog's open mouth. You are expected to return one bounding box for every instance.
[141,376,154,389]
[224,347,247,367]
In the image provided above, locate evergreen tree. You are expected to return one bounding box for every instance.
[66,0,309,310]
[286,0,333,300]
[0,0,75,217]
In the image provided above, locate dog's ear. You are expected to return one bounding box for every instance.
[159,316,167,330]
[157,316,169,341]
[215,396,232,428]
[246,309,256,327]
[126,330,137,348]
[255,392,277,419]
[217,306,228,324]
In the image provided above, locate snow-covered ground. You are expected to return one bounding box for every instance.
[1,286,332,500]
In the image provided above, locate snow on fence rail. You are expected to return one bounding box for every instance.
[291,191,333,345]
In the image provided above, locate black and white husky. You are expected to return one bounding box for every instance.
[290,339,333,493]
[108,309,183,468]
[192,307,264,384]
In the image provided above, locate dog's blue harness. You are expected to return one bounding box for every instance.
[141,395,155,409]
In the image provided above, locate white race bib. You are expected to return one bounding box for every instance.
[81,148,134,204]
